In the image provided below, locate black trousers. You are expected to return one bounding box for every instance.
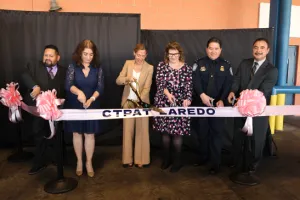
[196,117,224,167]
[31,117,57,167]
[232,116,269,168]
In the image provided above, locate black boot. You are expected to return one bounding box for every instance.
[161,149,171,170]
[170,152,183,173]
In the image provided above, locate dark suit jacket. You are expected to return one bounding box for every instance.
[231,58,278,162]
[20,61,67,106]
[231,58,278,105]
[20,61,67,134]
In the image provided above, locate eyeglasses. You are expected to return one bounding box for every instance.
[168,53,180,57]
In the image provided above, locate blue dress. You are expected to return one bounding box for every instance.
[64,63,104,134]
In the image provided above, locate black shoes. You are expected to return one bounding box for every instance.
[209,166,220,175]
[170,163,183,173]
[28,165,47,175]
[160,159,171,170]
[193,159,208,167]
[161,152,183,173]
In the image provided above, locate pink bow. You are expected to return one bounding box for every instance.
[237,89,266,136]
[36,89,64,120]
[36,89,65,139]
[0,82,23,123]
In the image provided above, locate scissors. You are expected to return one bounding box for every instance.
[231,96,237,107]
[209,98,215,107]
[126,80,166,114]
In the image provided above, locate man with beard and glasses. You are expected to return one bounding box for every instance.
[227,38,278,174]
[21,45,67,175]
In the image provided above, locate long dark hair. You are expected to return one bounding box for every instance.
[72,39,100,67]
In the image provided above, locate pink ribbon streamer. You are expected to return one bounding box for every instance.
[237,89,266,136]
[0,83,64,139]
[36,89,64,139]
[0,82,23,123]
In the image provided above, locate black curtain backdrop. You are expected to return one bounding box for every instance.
[0,10,140,147]
[141,28,274,151]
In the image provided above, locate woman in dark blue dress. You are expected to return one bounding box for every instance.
[64,40,104,178]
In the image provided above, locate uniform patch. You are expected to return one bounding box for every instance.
[200,66,206,71]
[229,67,233,75]
[220,66,224,71]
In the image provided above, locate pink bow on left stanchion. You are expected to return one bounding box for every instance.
[237,89,266,136]
[0,82,23,123]
[36,89,65,139]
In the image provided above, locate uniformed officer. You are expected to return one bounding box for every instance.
[192,37,233,174]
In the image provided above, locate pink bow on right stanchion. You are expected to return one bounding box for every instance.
[237,89,266,136]
[36,89,65,139]
[0,82,23,123]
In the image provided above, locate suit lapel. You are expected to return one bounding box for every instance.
[247,59,269,88]
[138,62,147,89]
[39,62,49,85]
[128,61,134,79]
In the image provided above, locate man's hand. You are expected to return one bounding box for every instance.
[30,86,41,99]
[227,92,235,104]
[200,93,212,107]
[216,100,224,107]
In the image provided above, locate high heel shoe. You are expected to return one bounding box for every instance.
[76,170,83,176]
[86,162,94,178]
[76,161,83,176]
[87,171,95,178]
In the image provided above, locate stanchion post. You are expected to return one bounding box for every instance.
[229,134,260,186]
[44,121,77,194]
[7,121,34,162]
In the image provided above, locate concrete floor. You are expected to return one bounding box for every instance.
[1,122,300,200]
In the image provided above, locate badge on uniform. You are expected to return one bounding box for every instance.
[200,66,206,71]
[220,66,224,71]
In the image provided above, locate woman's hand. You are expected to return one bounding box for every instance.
[166,93,176,104]
[83,98,93,109]
[183,99,191,107]
[77,91,86,103]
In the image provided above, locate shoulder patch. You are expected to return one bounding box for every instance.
[224,59,231,65]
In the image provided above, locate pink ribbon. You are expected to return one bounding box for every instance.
[36,89,65,139]
[237,89,266,136]
[0,82,23,123]
[0,83,65,139]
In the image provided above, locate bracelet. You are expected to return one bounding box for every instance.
[91,96,96,101]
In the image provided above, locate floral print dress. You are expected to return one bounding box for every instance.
[153,62,193,136]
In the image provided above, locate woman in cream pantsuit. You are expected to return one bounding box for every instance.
[116,44,154,168]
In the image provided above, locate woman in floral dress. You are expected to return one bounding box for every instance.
[153,41,193,172]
